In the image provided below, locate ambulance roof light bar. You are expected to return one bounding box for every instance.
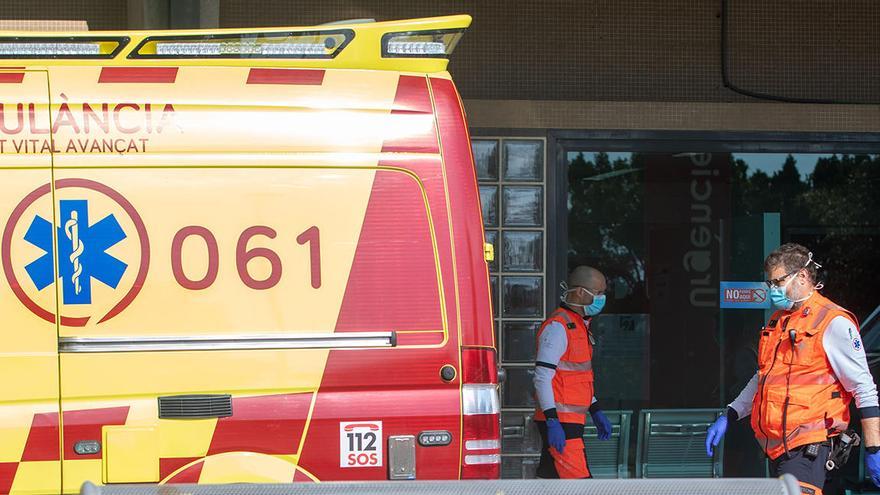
[130,30,353,59]
[0,15,471,69]
[381,29,464,58]
[0,42,99,56]
[155,41,326,56]
[0,37,128,59]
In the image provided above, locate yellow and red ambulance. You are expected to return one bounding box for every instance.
[0,15,499,494]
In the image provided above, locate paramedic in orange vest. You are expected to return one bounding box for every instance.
[533,265,612,479]
[705,243,880,494]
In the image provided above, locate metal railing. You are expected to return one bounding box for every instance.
[81,476,801,495]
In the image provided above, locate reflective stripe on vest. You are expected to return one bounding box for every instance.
[556,403,590,415]
[557,360,593,372]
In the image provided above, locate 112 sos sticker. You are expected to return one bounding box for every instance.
[340,421,383,468]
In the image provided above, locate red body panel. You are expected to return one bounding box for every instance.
[207,394,312,455]
[431,78,494,348]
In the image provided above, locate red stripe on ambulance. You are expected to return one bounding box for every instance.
[98,67,178,83]
[0,463,17,495]
[246,68,324,85]
[159,457,201,481]
[20,412,59,462]
[62,407,129,460]
[381,75,439,154]
[293,470,315,482]
[164,461,203,483]
[0,72,25,84]
[333,170,442,333]
[396,332,445,346]
[431,77,494,347]
[207,393,311,455]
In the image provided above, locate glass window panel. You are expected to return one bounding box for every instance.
[472,139,499,181]
[503,140,544,181]
[501,456,540,479]
[502,186,543,227]
[479,185,498,227]
[502,276,543,317]
[563,150,880,478]
[490,275,499,318]
[502,231,543,272]
[502,367,536,407]
[485,230,499,272]
[502,321,541,363]
[502,411,542,455]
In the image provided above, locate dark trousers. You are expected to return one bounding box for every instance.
[769,443,831,495]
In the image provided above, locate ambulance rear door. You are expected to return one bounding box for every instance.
[50,64,462,486]
[0,67,61,495]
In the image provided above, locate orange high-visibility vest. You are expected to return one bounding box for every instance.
[751,292,859,459]
[534,307,594,424]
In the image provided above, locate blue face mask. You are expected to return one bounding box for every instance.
[768,271,815,311]
[769,284,794,311]
[561,284,607,316]
[586,294,606,316]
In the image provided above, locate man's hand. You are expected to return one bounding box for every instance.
[867,450,880,487]
[546,418,566,453]
[863,417,880,487]
[591,409,612,441]
[705,415,728,457]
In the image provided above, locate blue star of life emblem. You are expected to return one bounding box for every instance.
[22,199,129,305]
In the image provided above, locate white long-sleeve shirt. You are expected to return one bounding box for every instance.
[534,320,597,412]
[728,315,879,420]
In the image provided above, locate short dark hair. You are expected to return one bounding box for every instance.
[763,243,818,283]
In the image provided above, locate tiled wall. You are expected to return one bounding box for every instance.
[472,137,547,478]
[218,0,879,104]
[1,0,126,30]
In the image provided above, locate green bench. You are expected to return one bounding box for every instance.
[636,408,724,478]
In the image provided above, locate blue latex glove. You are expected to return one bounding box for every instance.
[591,409,612,441]
[546,418,566,453]
[866,451,880,488]
[705,415,728,457]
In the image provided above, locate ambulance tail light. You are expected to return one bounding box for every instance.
[130,30,353,59]
[0,37,128,59]
[461,348,500,479]
[381,30,464,58]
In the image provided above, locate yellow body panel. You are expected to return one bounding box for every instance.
[9,462,58,495]
[52,167,378,335]
[103,426,159,483]
[0,69,60,495]
[198,453,297,484]
[158,418,218,459]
